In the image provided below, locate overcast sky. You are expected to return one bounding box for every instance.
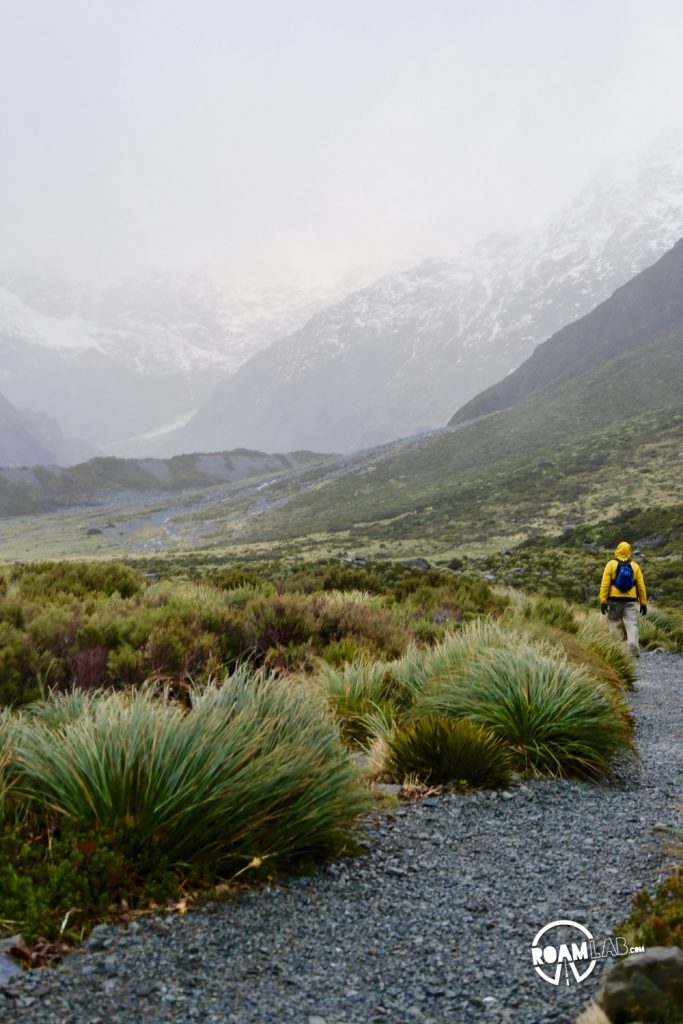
[1,0,683,288]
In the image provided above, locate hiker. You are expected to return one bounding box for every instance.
[599,541,647,656]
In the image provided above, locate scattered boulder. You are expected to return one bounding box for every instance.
[85,527,102,536]
[403,557,430,570]
[447,557,464,571]
[595,947,683,1023]
[144,572,161,582]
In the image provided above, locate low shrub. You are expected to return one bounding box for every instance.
[386,717,512,788]
[622,871,683,948]
[0,824,179,944]
[10,561,142,601]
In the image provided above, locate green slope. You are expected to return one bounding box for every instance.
[450,237,683,426]
[237,324,683,547]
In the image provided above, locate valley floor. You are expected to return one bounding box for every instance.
[3,653,682,1024]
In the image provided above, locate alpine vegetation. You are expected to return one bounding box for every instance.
[6,670,370,870]
[386,717,513,788]
[320,619,634,782]
[411,645,632,778]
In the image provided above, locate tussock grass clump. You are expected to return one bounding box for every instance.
[503,616,629,691]
[322,619,633,781]
[394,619,520,694]
[411,645,632,778]
[576,620,637,686]
[519,596,579,635]
[0,709,18,823]
[386,717,512,788]
[638,608,683,652]
[316,657,407,743]
[10,669,369,871]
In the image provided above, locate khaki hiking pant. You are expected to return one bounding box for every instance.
[607,600,640,656]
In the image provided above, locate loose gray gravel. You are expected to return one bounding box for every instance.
[2,651,682,1024]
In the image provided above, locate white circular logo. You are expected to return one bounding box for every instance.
[531,919,596,986]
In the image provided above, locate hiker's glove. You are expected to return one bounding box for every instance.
[640,604,647,616]
[600,603,608,615]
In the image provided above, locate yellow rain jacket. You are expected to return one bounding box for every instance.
[599,541,647,604]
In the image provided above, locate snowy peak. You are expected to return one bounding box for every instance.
[168,141,683,456]
[0,269,343,450]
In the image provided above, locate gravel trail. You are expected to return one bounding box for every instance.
[3,651,682,1024]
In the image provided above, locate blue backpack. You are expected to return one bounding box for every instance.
[613,560,635,592]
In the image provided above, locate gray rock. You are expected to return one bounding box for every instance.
[374,783,402,798]
[0,953,23,984]
[596,947,683,1023]
[86,924,115,952]
[403,558,431,570]
[0,935,24,985]
[0,935,23,956]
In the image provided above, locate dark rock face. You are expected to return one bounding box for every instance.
[596,947,683,1023]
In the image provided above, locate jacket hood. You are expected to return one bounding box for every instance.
[615,541,632,560]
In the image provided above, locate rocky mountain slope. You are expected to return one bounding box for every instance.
[450,236,683,423]
[0,272,339,450]
[168,143,683,456]
[0,392,91,469]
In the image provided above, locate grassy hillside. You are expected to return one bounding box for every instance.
[231,325,683,549]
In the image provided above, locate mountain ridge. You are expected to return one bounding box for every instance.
[450,237,683,424]
[0,272,344,450]
[0,392,92,470]
[161,144,683,457]
[0,448,331,517]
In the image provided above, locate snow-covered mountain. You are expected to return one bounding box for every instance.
[0,271,341,450]
[166,142,683,456]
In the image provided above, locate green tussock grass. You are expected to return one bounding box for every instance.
[317,617,634,782]
[386,717,513,788]
[409,644,632,778]
[6,669,370,872]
